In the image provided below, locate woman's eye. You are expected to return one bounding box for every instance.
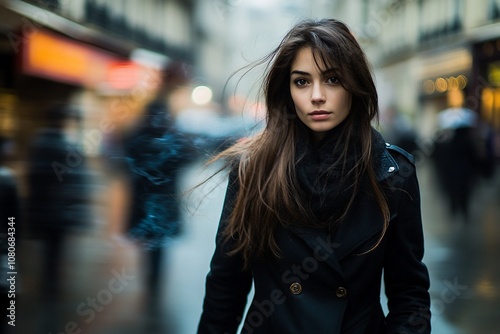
[327,77,339,84]
[294,79,308,86]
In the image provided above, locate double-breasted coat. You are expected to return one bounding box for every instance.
[198,144,431,334]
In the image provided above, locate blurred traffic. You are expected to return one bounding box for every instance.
[0,0,499,333]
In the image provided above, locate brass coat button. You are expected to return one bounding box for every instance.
[290,282,302,295]
[336,286,347,298]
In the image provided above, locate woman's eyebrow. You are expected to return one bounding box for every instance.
[290,70,310,76]
[290,69,336,76]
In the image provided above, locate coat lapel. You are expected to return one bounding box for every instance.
[334,148,399,260]
[332,193,385,261]
[289,226,345,279]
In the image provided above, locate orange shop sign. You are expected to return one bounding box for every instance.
[21,29,118,88]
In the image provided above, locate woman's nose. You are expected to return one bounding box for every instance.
[311,84,325,104]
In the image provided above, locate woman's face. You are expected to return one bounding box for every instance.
[290,47,352,141]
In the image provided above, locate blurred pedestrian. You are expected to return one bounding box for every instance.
[25,102,92,301]
[433,91,482,222]
[122,61,197,304]
[198,19,431,334]
[381,105,419,154]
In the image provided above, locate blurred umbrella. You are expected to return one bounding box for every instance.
[437,107,477,129]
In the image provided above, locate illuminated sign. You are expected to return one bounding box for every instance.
[488,61,500,87]
[106,61,142,90]
[21,29,118,87]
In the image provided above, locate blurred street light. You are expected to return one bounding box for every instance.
[192,85,213,105]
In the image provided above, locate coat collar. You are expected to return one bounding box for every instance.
[376,144,400,182]
[291,145,399,275]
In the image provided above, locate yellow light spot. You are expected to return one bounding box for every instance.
[423,80,435,94]
[436,78,448,92]
[457,75,467,89]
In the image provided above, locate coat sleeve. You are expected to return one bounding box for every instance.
[197,168,253,334]
[383,158,432,334]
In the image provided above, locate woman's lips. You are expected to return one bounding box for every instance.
[309,110,332,121]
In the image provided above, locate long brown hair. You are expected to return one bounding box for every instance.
[211,19,389,267]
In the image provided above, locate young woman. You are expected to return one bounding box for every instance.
[197,19,431,334]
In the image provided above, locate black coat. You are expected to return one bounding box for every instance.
[198,145,431,334]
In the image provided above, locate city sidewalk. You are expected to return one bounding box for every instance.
[418,159,500,334]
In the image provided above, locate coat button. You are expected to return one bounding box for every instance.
[290,282,302,295]
[388,166,395,173]
[336,286,347,298]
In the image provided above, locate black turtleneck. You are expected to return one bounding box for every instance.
[294,121,386,227]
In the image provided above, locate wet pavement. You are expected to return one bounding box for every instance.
[418,159,500,334]
[13,158,500,333]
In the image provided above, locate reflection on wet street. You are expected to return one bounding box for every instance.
[16,158,500,334]
[419,160,500,333]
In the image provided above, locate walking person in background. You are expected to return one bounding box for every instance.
[433,126,481,222]
[25,102,93,332]
[122,61,197,314]
[433,89,482,223]
[198,19,431,334]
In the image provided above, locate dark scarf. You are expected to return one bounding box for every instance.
[294,122,386,226]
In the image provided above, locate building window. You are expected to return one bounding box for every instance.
[24,0,60,12]
[419,0,463,43]
[489,0,500,20]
